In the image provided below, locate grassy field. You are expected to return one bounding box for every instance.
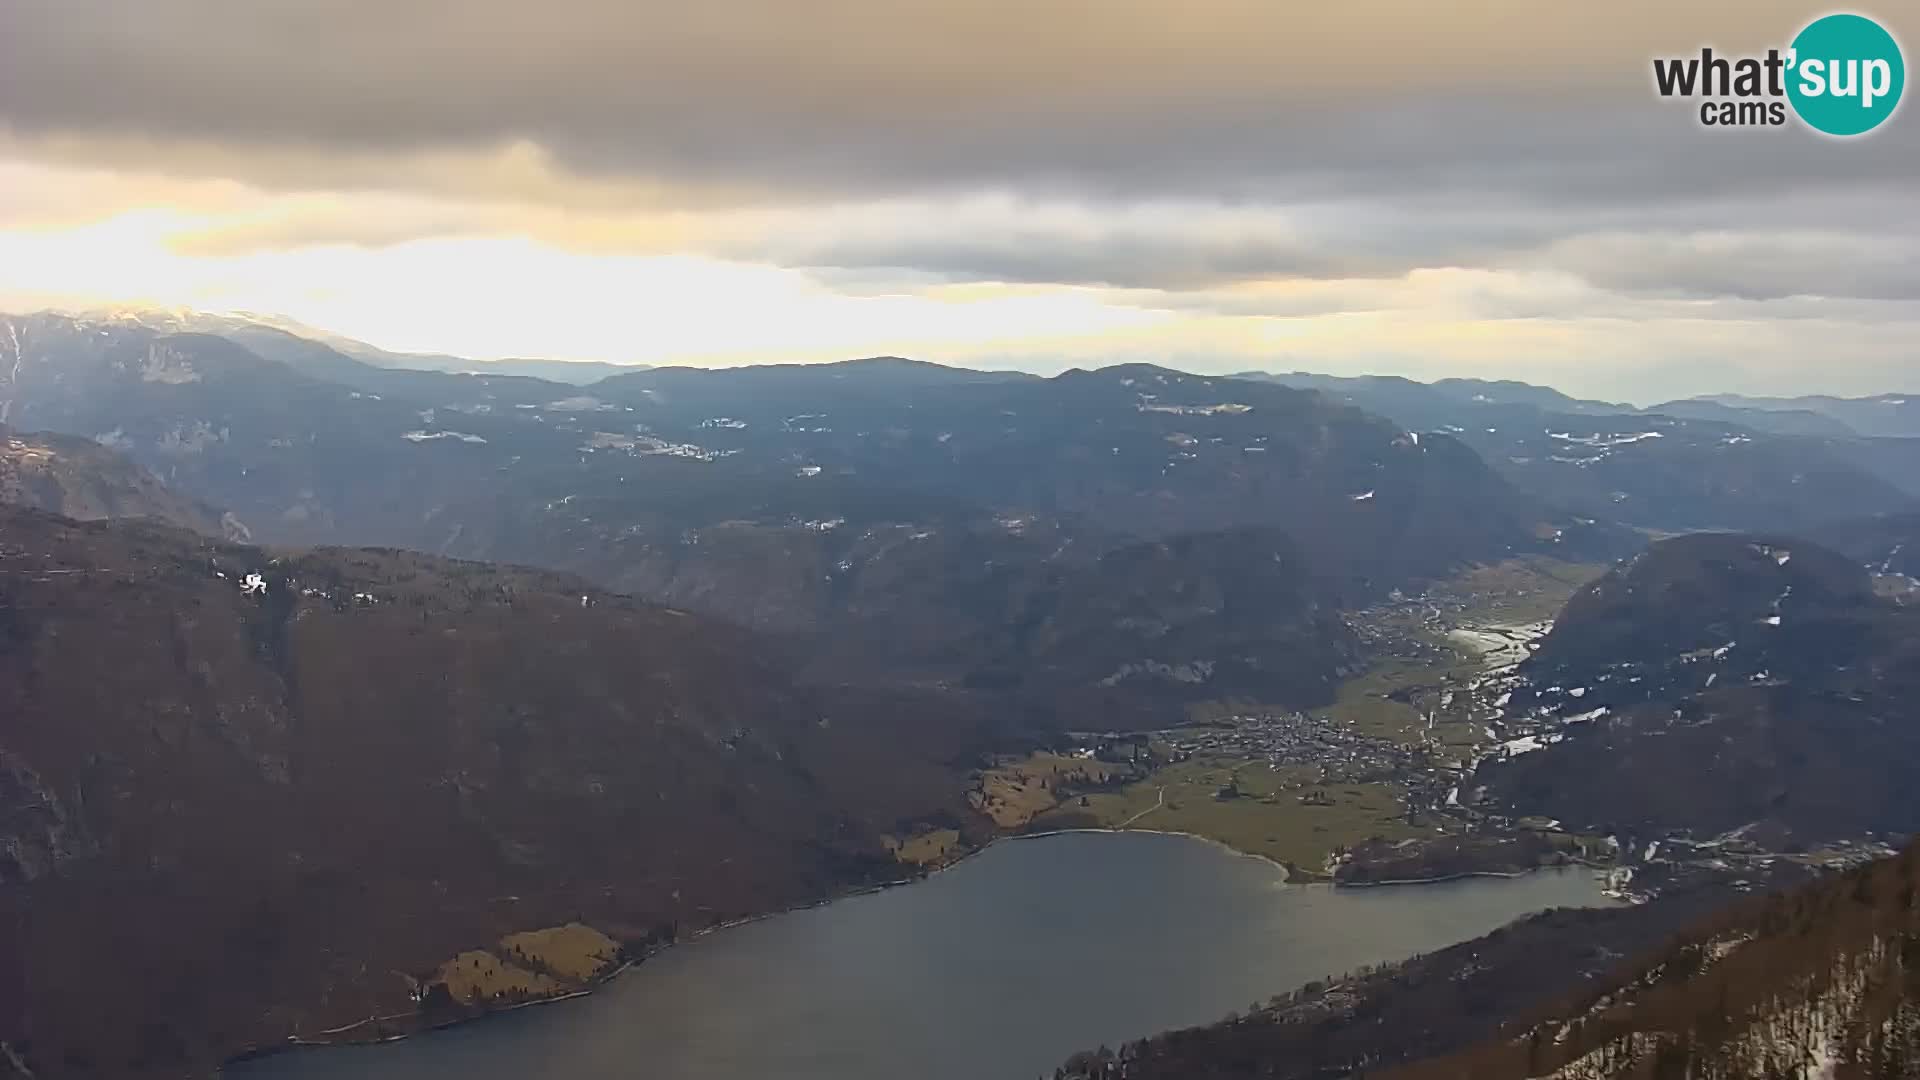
[500,923,622,982]
[430,922,623,1005]
[884,828,963,866]
[1035,756,1423,877]
[1317,657,1442,745]
[433,950,562,1004]
[971,752,1133,828]
[1428,557,1609,626]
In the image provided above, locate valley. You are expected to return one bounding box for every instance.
[0,310,1917,1079]
[6,8,1917,1075]
[944,557,1614,884]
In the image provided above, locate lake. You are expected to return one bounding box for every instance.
[231,831,1617,1080]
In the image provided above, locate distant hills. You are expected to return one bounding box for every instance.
[74,308,639,384]
[6,306,1920,1078]
[1690,391,1920,438]
[0,311,1622,716]
[6,305,1916,711]
[1242,369,1920,528]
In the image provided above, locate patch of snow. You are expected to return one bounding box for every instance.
[1547,429,1664,447]
[1878,543,1905,575]
[1137,401,1252,416]
[629,437,730,461]
[402,430,487,444]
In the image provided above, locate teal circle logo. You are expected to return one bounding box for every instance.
[1787,13,1905,136]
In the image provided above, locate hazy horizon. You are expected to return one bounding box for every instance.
[2,0,1914,401]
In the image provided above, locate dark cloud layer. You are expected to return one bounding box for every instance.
[5,0,1914,204]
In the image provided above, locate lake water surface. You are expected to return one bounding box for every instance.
[232,831,1616,1080]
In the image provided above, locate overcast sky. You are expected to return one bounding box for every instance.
[1,0,1914,401]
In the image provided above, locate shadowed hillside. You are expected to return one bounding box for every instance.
[1056,844,1920,1080]
[1379,844,1920,1079]
[0,507,1003,1078]
[1472,533,1920,846]
[0,425,234,536]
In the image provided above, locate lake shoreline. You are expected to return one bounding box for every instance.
[218,869,919,1073]
[1335,855,1614,889]
[998,825,1314,880]
[219,831,1592,1075]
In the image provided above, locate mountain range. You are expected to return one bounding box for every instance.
[0,311,1631,718]
[4,306,1920,1079]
